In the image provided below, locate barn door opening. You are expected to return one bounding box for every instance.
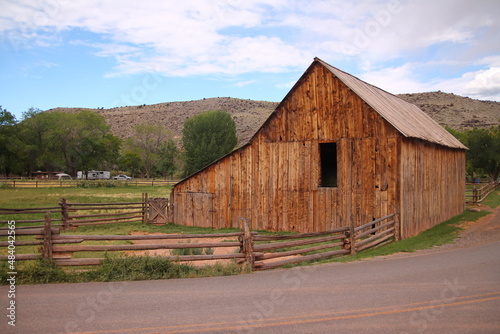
[320,142,338,187]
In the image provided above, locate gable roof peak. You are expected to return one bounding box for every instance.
[314,58,466,149]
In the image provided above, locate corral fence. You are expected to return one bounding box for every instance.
[1,213,399,271]
[250,213,399,270]
[0,194,169,230]
[466,181,499,203]
[0,179,178,188]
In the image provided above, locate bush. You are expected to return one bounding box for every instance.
[0,182,13,189]
[0,260,72,284]
[83,256,196,281]
[171,240,203,256]
[77,180,128,188]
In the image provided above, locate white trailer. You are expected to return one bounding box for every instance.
[77,170,111,180]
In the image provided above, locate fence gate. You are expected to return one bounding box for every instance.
[148,198,169,224]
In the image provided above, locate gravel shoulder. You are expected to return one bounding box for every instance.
[389,205,500,259]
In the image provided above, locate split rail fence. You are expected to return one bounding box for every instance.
[0,179,177,188]
[0,194,166,230]
[466,181,499,203]
[1,213,399,271]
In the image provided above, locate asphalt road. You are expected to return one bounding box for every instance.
[2,227,500,333]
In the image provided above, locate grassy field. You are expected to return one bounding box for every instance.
[0,185,171,208]
[482,188,500,208]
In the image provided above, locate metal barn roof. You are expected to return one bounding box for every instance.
[316,58,467,150]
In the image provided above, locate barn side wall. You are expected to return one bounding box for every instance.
[173,63,401,232]
[399,138,466,238]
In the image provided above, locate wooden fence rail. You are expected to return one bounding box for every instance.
[0,194,167,229]
[248,213,398,270]
[0,179,178,188]
[465,181,499,203]
[0,213,399,271]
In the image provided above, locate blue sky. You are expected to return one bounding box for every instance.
[1,0,499,120]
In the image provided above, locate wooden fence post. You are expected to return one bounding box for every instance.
[472,187,476,203]
[348,222,357,256]
[142,193,149,224]
[242,221,255,270]
[43,212,53,261]
[168,192,174,223]
[60,198,69,230]
[394,212,401,241]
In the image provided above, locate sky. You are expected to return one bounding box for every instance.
[1,0,499,120]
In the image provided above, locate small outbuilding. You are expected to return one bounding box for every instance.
[32,171,64,180]
[171,58,467,239]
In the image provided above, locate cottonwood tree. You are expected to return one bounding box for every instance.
[124,124,175,178]
[70,110,121,176]
[465,126,500,181]
[157,139,179,179]
[0,106,17,176]
[182,110,237,176]
[117,151,143,178]
[17,109,65,174]
[16,109,120,176]
[449,126,500,181]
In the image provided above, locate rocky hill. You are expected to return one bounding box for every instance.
[51,98,278,146]
[49,92,499,146]
[397,91,499,129]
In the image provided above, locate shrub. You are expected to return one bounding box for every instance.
[83,256,196,281]
[171,240,203,256]
[0,259,72,284]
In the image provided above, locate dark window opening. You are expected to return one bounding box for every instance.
[320,142,338,187]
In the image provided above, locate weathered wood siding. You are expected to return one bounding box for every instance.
[173,62,402,232]
[399,139,466,238]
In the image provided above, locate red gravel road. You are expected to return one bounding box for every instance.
[1,207,499,334]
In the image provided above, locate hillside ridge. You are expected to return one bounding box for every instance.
[48,92,499,145]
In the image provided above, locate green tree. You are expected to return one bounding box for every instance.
[182,110,237,175]
[118,150,144,178]
[0,106,17,176]
[449,126,500,181]
[157,139,179,179]
[70,110,121,176]
[17,109,65,174]
[464,126,500,181]
[124,124,174,178]
[17,109,120,176]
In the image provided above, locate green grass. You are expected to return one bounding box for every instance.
[0,256,243,284]
[482,189,500,208]
[0,186,170,208]
[288,208,492,268]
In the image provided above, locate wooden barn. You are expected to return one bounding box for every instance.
[171,58,467,239]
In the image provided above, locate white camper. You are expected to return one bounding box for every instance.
[77,170,111,180]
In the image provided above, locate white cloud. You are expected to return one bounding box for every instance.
[1,0,499,102]
[276,80,297,90]
[463,67,500,100]
[359,64,500,102]
[359,63,430,94]
[234,80,257,87]
[0,0,312,76]
[325,0,500,67]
